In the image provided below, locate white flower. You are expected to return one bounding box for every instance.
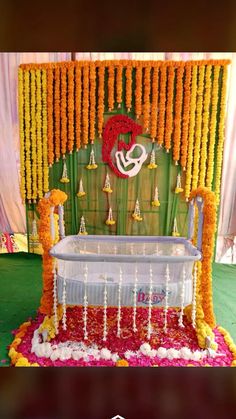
[149,349,157,358]
[140,343,152,355]
[157,347,167,359]
[59,348,72,361]
[111,353,119,363]
[124,350,136,359]
[180,347,192,360]
[167,348,179,360]
[192,350,203,361]
[100,348,112,360]
[50,349,60,362]
[72,350,85,361]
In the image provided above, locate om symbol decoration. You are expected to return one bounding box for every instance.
[102,115,147,178]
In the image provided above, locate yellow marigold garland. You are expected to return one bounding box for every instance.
[125,65,133,112]
[68,64,75,153]
[18,69,26,202]
[143,65,151,132]
[173,66,184,162]
[185,66,198,199]
[30,70,37,201]
[8,321,39,367]
[192,65,205,190]
[47,67,54,166]
[82,64,89,145]
[199,65,212,187]
[164,65,175,151]
[75,64,82,150]
[206,66,220,190]
[214,65,228,205]
[217,326,236,365]
[98,63,105,137]
[42,70,49,194]
[36,70,43,199]
[108,64,115,111]
[157,65,167,146]
[54,66,61,161]
[60,65,67,156]
[135,65,142,119]
[150,66,159,140]
[24,70,32,201]
[116,63,123,107]
[89,62,96,142]
[180,64,191,169]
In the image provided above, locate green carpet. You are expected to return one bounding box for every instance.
[0,252,235,366]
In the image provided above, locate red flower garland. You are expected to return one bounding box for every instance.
[102,115,142,178]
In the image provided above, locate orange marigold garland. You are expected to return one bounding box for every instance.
[108,64,115,112]
[75,64,82,151]
[89,62,96,142]
[30,69,37,201]
[206,66,220,190]
[150,66,159,140]
[192,65,205,190]
[60,65,67,157]
[157,65,167,146]
[164,65,175,151]
[98,63,105,138]
[199,65,212,187]
[143,65,151,132]
[214,65,228,205]
[54,66,61,161]
[42,69,49,193]
[180,64,191,169]
[116,63,123,107]
[68,64,75,153]
[47,67,54,166]
[173,66,184,162]
[125,65,132,112]
[24,70,32,201]
[82,64,89,145]
[36,69,43,199]
[18,68,26,201]
[135,65,142,119]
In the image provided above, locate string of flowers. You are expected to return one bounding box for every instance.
[133,265,138,332]
[214,65,228,205]
[147,264,153,339]
[185,66,198,200]
[164,264,170,333]
[68,64,75,153]
[42,69,49,194]
[103,276,108,341]
[135,65,142,119]
[206,65,220,190]
[192,65,205,190]
[36,70,43,199]
[53,260,58,334]
[125,65,133,112]
[82,64,89,145]
[173,66,184,162]
[178,265,186,327]
[24,70,31,201]
[164,65,175,151]
[150,66,159,140]
[89,62,96,142]
[47,67,54,166]
[143,65,151,131]
[191,262,197,329]
[98,64,105,137]
[30,69,37,201]
[18,69,26,202]
[157,65,167,146]
[83,263,88,340]
[180,64,192,169]
[62,269,67,331]
[116,63,123,107]
[60,65,67,157]
[117,266,123,337]
[108,64,115,112]
[199,65,212,186]
[54,66,61,161]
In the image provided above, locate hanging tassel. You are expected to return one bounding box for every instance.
[86,145,98,170]
[78,216,88,235]
[102,172,113,193]
[175,173,184,194]
[147,143,158,169]
[172,217,180,237]
[77,178,86,197]
[152,186,160,207]
[132,199,143,221]
[31,219,38,240]
[60,159,70,183]
[106,207,116,226]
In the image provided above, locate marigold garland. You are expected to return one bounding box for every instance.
[125,65,133,112]
[157,65,167,146]
[24,70,32,201]
[8,321,39,367]
[192,66,205,190]
[18,69,26,201]
[199,65,212,187]
[108,64,115,112]
[180,65,191,169]
[42,70,49,193]
[82,64,89,145]
[135,65,142,118]
[47,67,54,166]
[164,66,175,151]
[75,64,82,150]
[150,66,159,140]
[143,65,151,132]
[218,326,236,365]
[185,66,198,199]
[30,70,37,201]
[60,65,67,156]
[68,64,75,153]
[116,63,123,107]
[98,64,105,137]
[173,66,184,162]
[89,62,96,142]
[36,70,43,199]
[54,66,61,161]
[206,66,220,190]
[214,65,228,206]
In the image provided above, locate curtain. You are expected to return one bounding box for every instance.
[0,53,71,233]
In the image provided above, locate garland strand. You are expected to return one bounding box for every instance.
[135,65,142,119]
[47,67,54,166]
[54,67,61,161]
[24,70,31,201]
[150,66,159,140]
[157,66,167,145]
[36,70,43,199]
[89,62,96,142]
[125,65,132,112]
[82,64,89,145]
[60,65,67,157]
[173,66,184,162]
[98,64,105,137]
[42,70,49,193]
[108,64,115,111]
[143,65,151,131]
[116,63,123,107]
[68,64,75,153]
[30,70,37,201]
[180,64,192,169]
[164,66,175,151]
[18,69,26,201]
[75,64,82,151]
[199,65,212,186]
